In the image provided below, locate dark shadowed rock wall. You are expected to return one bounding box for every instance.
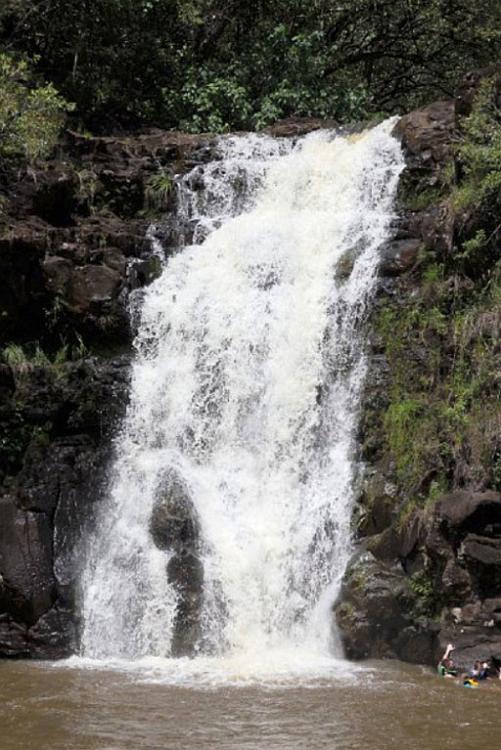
[0,130,215,657]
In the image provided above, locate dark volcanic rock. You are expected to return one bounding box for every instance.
[393,100,455,174]
[150,472,199,553]
[379,239,422,276]
[437,490,501,533]
[337,489,501,667]
[0,355,131,658]
[28,604,78,659]
[167,551,204,657]
[441,558,472,601]
[0,615,29,657]
[150,471,203,656]
[264,117,337,138]
[68,264,123,313]
[461,535,501,596]
[0,127,218,349]
[338,78,501,669]
[390,98,456,269]
[334,552,438,663]
[0,495,55,625]
[32,169,80,227]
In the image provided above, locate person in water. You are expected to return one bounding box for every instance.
[470,660,482,678]
[470,660,490,680]
[437,643,458,678]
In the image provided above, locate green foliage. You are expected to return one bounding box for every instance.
[455,78,501,212]
[2,343,28,370]
[409,570,437,615]
[460,230,487,260]
[74,333,89,360]
[450,77,501,278]
[376,254,500,501]
[1,341,85,379]
[384,399,422,477]
[2,0,500,133]
[144,170,174,211]
[0,52,70,160]
[409,570,433,599]
[76,169,101,213]
[179,71,253,133]
[403,186,444,212]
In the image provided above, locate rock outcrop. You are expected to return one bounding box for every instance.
[337,491,501,668]
[335,69,501,670]
[150,471,204,656]
[0,130,216,349]
[0,128,216,658]
[0,356,131,657]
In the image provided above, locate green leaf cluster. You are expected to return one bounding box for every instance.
[144,170,174,211]
[455,79,501,212]
[0,53,71,160]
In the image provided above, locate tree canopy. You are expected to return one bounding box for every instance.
[1,0,500,133]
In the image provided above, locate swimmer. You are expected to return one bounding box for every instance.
[437,643,458,678]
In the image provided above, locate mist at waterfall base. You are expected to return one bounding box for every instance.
[76,121,404,686]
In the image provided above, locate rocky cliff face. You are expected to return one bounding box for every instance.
[335,74,501,671]
[0,129,216,657]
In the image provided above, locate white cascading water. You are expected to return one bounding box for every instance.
[80,121,404,679]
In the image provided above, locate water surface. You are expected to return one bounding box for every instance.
[2,660,500,750]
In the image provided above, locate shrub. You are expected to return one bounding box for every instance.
[455,78,501,212]
[0,52,71,161]
[144,170,174,211]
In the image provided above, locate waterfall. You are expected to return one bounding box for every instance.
[80,121,404,673]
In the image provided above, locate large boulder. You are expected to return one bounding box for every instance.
[167,551,204,657]
[150,472,199,553]
[0,495,55,625]
[460,535,501,596]
[67,264,122,314]
[335,549,440,665]
[335,552,411,660]
[393,100,455,174]
[378,239,423,276]
[436,490,501,535]
[28,604,78,659]
[150,471,204,656]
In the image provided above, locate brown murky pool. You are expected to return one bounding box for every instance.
[1,659,501,750]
